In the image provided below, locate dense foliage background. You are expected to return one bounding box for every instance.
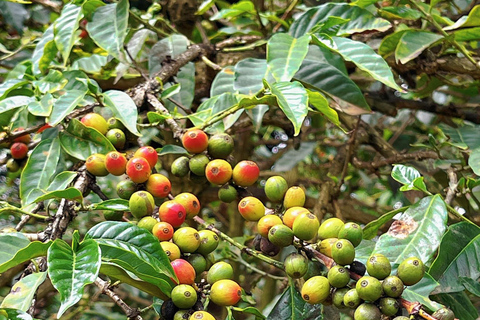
[1,0,480,319]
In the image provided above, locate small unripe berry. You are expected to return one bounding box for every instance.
[126,157,151,183]
[159,200,186,228]
[292,212,319,241]
[343,288,361,309]
[332,288,349,308]
[104,151,127,176]
[232,160,259,186]
[196,230,219,255]
[134,146,158,169]
[137,216,157,232]
[86,153,108,176]
[182,129,209,154]
[10,142,28,160]
[327,265,350,288]
[107,117,125,130]
[186,253,207,275]
[284,253,308,279]
[268,224,294,247]
[116,180,136,199]
[81,113,108,135]
[318,238,337,258]
[397,256,425,286]
[283,186,306,208]
[173,227,201,253]
[332,239,355,266]
[189,154,209,176]
[210,279,242,306]
[6,159,20,172]
[283,206,309,229]
[218,184,237,203]
[366,253,391,280]
[207,133,234,159]
[318,218,344,240]
[106,129,126,149]
[171,284,197,309]
[382,275,404,298]
[190,311,215,320]
[171,156,190,177]
[338,222,363,247]
[356,276,383,302]
[146,173,171,198]
[378,297,399,316]
[354,303,382,320]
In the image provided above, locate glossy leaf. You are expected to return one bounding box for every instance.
[373,195,447,269]
[115,29,152,82]
[0,238,51,273]
[267,33,311,82]
[354,239,376,265]
[395,31,443,64]
[31,24,57,75]
[210,66,236,96]
[54,3,83,64]
[444,5,480,30]
[469,148,480,175]
[161,83,181,100]
[47,237,101,318]
[147,112,169,124]
[402,273,443,312]
[211,0,255,20]
[233,58,274,95]
[86,0,128,60]
[47,171,77,192]
[0,272,47,312]
[33,188,83,204]
[269,81,308,136]
[85,222,176,295]
[91,199,129,211]
[0,80,28,99]
[429,222,480,293]
[459,277,480,296]
[246,104,269,133]
[20,138,61,206]
[72,54,108,73]
[267,284,305,320]
[363,206,409,240]
[0,96,35,126]
[32,70,67,94]
[232,307,265,320]
[290,3,391,37]
[48,89,87,126]
[0,233,29,266]
[391,164,421,188]
[307,89,340,127]
[378,29,410,57]
[163,63,195,112]
[433,292,478,320]
[158,145,189,155]
[379,6,422,20]
[103,90,140,135]
[0,308,33,320]
[441,123,480,149]
[59,119,115,160]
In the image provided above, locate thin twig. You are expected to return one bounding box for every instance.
[95,278,142,320]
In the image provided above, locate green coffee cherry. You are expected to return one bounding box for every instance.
[327,265,350,288]
[343,288,361,309]
[397,256,425,286]
[264,176,288,202]
[173,227,201,253]
[318,218,344,240]
[268,224,294,247]
[393,317,410,320]
[196,230,219,255]
[354,303,382,320]
[382,275,404,298]
[137,216,157,232]
[284,253,308,279]
[129,191,155,219]
[332,239,355,265]
[338,222,363,247]
[171,285,197,309]
[378,297,399,316]
[292,212,319,241]
[189,154,209,176]
[173,310,189,320]
[432,307,455,320]
[366,253,391,280]
[218,184,237,203]
[186,253,207,275]
[207,261,234,284]
[116,180,136,200]
[332,288,348,308]
[171,156,190,177]
[356,276,383,302]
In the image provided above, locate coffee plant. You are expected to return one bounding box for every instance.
[1,0,480,319]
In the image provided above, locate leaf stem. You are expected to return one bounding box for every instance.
[129,10,170,38]
[0,206,49,221]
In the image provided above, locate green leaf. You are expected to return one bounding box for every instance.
[429,222,480,293]
[307,89,340,127]
[350,0,379,7]
[0,96,35,126]
[47,171,77,192]
[0,238,51,273]
[459,277,480,296]
[267,33,311,82]
[444,5,480,30]
[354,239,376,265]
[47,238,101,318]
[210,0,255,20]
[372,195,448,269]
[363,206,409,240]
[294,46,370,114]
[272,142,316,172]
[0,79,29,99]
[31,24,58,75]
[433,292,478,320]
[32,70,67,94]
[395,31,443,64]
[0,308,33,320]
[85,222,176,296]
[378,29,410,57]
[0,272,47,312]
[453,27,480,41]
[232,307,265,319]
[33,188,83,204]
[103,90,140,136]
[210,66,236,96]
[0,233,29,266]
[147,112,168,124]
[233,58,274,95]
[149,34,189,75]
[72,54,108,73]
[196,0,214,15]
[161,83,181,100]
[401,273,443,312]
[91,199,129,211]
[20,138,61,206]
[267,283,305,320]
[269,81,308,136]
[391,164,422,188]
[158,145,189,155]
[163,63,195,112]
[48,89,88,126]
[86,0,129,60]
[54,3,83,64]
[59,119,115,160]
[440,123,480,149]
[115,29,152,82]
[379,6,422,20]
[246,104,269,133]
[468,148,480,175]
[290,3,391,37]
[322,36,404,92]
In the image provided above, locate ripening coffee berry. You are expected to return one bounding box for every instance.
[264,175,288,202]
[301,276,330,304]
[86,153,109,176]
[232,160,259,187]
[260,237,281,256]
[10,142,28,160]
[160,300,178,320]
[182,129,209,154]
[6,159,20,172]
[257,215,283,238]
[327,265,350,288]
[12,128,31,144]
[126,157,151,183]
[190,311,215,320]
[397,257,425,286]
[104,151,127,176]
[338,222,363,247]
[292,212,320,241]
[268,224,294,247]
[283,186,306,209]
[137,216,157,232]
[284,253,308,279]
[332,288,349,308]
[160,242,181,261]
[283,206,309,229]
[129,191,155,219]
[107,117,126,130]
[332,239,355,266]
[171,284,197,309]
[318,218,345,240]
[210,279,242,306]
[343,288,361,309]
[173,227,201,253]
[134,146,158,169]
[171,259,196,285]
[205,159,232,185]
[354,303,382,320]
[366,253,391,280]
[378,297,399,316]
[196,230,219,255]
[171,156,190,177]
[146,173,171,198]
[318,238,337,258]
[158,200,186,228]
[218,184,237,203]
[208,133,234,159]
[152,221,174,241]
[116,180,136,199]
[106,129,126,149]
[174,192,200,219]
[207,261,234,284]
[81,113,108,135]
[432,307,455,320]
[382,275,404,298]
[356,276,383,302]
[238,196,265,221]
[189,154,209,176]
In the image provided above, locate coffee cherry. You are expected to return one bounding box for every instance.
[10,142,28,160]
[173,227,201,253]
[104,151,127,176]
[207,133,234,159]
[6,159,20,172]
[175,192,200,218]
[378,297,399,316]
[292,212,319,241]
[106,129,126,149]
[116,180,136,199]
[137,216,157,232]
[284,253,308,279]
[171,284,197,309]
[259,237,281,256]
[332,288,348,308]
[196,230,219,255]
[382,275,404,298]
[301,276,330,304]
[205,159,232,185]
[350,260,366,277]
[160,300,178,320]
[318,218,344,240]
[283,206,309,228]
[210,279,242,306]
[332,239,355,265]
[182,129,209,154]
[218,184,237,203]
[354,303,381,320]
[189,154,209,176]
[327,265,350,288]
[318,238,337,258]
[171,156,190,177]
[232,160,259,186]
[338,222,363,247]
[152,221,174,241]
[160,242,181,261]
[432,307,455,320]
[81,113,108,135]
[86,153,109,176]
[366,253,391,280]
[283,186,306,209]
[257,215,283,238]
[173,310,188,320]
[356,276,383,302]
[129,191,155,219]
[134,146,158,169]
[102,210,124,221]
[190,311,215,320]
[158,200,186,228]
[0,132,9,148]
[126,157,151,183]
[393,317,410,320]
[238,196,265,221]
[207,261,234,284]
[268,224,294,247]
[107,117,126,130]
[12,128,31,144]
[146,173,171,198]
[397,257,425,286]
[186,253,207,275]
[264,176,288,202]
[343,288,361,309]
[171,259,196,284]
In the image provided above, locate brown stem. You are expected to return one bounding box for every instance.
[146,93,184,139]
[352,151,439,170]
[95,278,142,320]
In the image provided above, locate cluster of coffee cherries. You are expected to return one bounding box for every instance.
[81,113,130,150]
[0,128,32,173]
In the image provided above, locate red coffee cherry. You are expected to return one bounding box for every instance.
[104,151,127,176]
[126,157,151,183]
[182,129,209,154]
